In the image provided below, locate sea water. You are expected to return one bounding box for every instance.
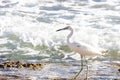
[0,0,120,79]
[0,0,120,61]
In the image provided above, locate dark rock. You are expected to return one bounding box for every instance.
[118,68,120,72]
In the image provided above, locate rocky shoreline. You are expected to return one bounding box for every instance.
[0,61,45,70]
[0,61,120,80]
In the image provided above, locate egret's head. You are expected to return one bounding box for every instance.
[56,26,72,32]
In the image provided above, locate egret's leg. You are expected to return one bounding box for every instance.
[73,55,84,80]
[85,59,89,80]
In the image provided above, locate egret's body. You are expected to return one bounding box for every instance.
[56,26,103,80]
[68,42,101,56]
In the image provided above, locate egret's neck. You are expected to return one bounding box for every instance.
[67,29,73,43]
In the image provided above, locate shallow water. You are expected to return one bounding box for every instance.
[0,0,120,79]
[0,60,120,80]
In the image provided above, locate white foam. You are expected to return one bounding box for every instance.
[0,0,120,55]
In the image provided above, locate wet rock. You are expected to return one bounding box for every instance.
[118,68,120,72]
[16,64,23,68]
[0,64,4,68]
[114,79,119,80]
[11,75,22,79]
[0,61,44,70]
[0,78,9,80]
[3,62,13,69]
[0,74,22,80]
[33,64,42,70]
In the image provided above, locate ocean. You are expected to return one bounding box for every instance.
[0,0,120,79]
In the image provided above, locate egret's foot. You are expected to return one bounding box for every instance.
[72,73,80,80]
[84,77,89,80]
[85,74,88,80]
[72,74,79,80]
[72,77,78,80]
[84,77,88,80]
[72,77,77,80]
[86,65,89,80]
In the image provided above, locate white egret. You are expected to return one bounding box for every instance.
[56,26,104,80]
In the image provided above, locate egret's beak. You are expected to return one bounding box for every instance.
[56,29,63,32]
[56,27,68,32]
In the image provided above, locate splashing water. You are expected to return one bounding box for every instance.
[0,0,120,80]
[0,0,120,61]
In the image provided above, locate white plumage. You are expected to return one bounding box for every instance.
[68,42,102,56]
[57,26,102,57]
[56,26,104,79]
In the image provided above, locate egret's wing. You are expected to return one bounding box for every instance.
[68,42,102,56]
